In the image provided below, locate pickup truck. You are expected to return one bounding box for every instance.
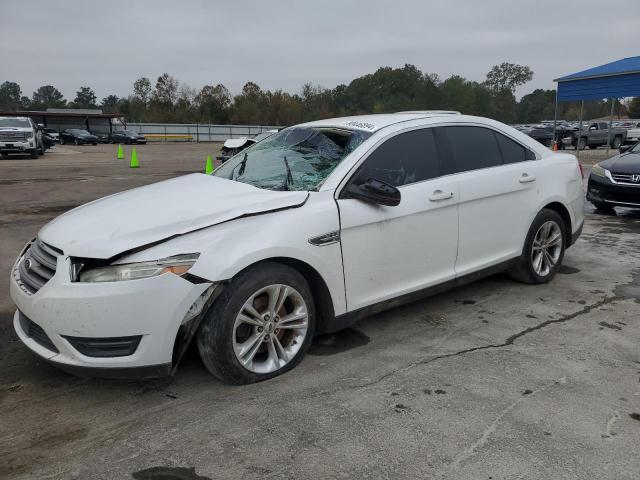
[569,121,627,150]
[0,116,44,158]
[624,120,640,144]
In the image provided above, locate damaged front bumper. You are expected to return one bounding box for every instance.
[10,253,219,379]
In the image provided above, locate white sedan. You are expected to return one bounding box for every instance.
[10,112,585,384]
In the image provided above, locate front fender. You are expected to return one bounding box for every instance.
[116,192,347,316]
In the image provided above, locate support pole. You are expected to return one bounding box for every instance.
[576,100,584,161]
[606,98,614,157]
[553,89,558,149]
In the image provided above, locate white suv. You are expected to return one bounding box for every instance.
[10,113,584,383]
[0,116,44,158]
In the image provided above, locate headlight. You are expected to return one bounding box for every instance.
[591,164,607,178]
[78,254,199,283]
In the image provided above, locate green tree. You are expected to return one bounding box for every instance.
[100,95,120,113]
[517,89,556,123]
[196,84,231,123]
[31,85,66,110]
[72,86,97,109]
[133,77,152,104]
[485,62,533,93]
[0,81,23,110]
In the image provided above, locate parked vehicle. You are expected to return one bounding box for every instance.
[60,129,98,145]
[587,142,640,210]
[624,121,640,143]
[110,130,147,144]
[570,122,627,149]
[10,113,584,384]
[0,116,44,158]
[521,125,555,147]
[217,130,277,163]
[41,127,60,150]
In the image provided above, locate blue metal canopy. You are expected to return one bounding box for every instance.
[554,56,640,101]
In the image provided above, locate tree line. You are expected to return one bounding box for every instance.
[1,63,638,126]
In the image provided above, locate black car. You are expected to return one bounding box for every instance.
[60,129,98,145]
[587,142,640,211]
[522,125,555,148]
[110,130,146,144]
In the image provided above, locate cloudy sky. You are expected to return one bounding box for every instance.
[2,0,639,101]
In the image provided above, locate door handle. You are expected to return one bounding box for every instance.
[429,189,454,201]
[519,173,536,184]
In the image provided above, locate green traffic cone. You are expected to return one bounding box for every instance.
[130,147,139,168]
[117,144,124,159]
[205,154,213,174]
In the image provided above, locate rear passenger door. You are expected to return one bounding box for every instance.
[442,125,541,277]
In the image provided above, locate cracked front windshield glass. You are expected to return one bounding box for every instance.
[213,127,372,191]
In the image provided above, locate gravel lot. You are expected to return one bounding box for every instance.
[1,144,639,480]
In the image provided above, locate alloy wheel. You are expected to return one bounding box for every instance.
[531,221,562,276]
[232,284,309,374]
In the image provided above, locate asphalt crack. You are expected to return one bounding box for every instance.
[349,295,618,390]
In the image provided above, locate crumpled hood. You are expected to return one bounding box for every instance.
[601,152,640,174]
[39,174,308,258]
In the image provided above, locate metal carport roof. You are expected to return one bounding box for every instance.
[554,56,640,101]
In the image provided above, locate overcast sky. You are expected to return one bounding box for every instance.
[2,0,639,102]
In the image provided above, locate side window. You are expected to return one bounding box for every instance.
[351,128,440,187]
[494,131,536,163]
[589,123,598,130]
[599,122,608,130]
[445,126,502,173]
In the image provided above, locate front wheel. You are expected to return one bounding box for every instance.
[510,209,566,284]
[197,262,315,384]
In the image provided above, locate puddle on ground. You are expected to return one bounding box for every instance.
[309,328,370,356]
[132,466,211,480]
[559,265,580,274]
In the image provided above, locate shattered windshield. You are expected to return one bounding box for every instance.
[213,127,372,191]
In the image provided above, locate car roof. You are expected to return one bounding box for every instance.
[299,112,461,133]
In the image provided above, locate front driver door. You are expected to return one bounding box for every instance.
[337,127,459,312]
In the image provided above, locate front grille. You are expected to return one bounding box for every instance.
[18,312,59,353]
[611,173,640,185]
[0,131,29,141]
[16,238,62,294]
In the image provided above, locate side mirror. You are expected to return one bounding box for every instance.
[346,178,401,207]
[619,144,632,153]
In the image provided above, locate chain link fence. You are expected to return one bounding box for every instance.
[126,123,282,142]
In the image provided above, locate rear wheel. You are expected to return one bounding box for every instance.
[74,139,80,145]
[197,262,315,384]
[510,209,566,284]
[611,136,622,149]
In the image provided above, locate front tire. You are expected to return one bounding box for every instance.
[510,209,566,284]
[29,148,38,159]
[197,262,315,384]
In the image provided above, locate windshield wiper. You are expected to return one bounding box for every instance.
[282,155,294,191]
[237,151,248,178]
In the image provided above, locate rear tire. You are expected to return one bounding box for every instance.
[509,209,566,284]
[611,136,622,149]
[197,262,316,385]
